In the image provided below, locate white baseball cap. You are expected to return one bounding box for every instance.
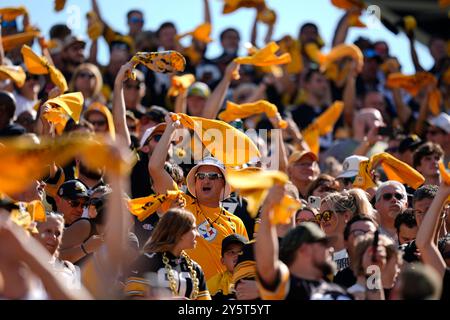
[428,113,450,134]
[139,123,166,148]
[337,155,369,179]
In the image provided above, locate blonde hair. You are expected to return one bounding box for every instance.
[143,208,195,253]
[322,189,375,219]
[69,63,104,100]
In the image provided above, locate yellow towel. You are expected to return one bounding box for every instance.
[43,92,84,135]
[234,42,291,67]
[219,100,287,129]
[176,23,213,44]
[171,113,261,167]
[127,50,186,80]
[168,74,196,97]
[226,168,301,224]
[0,6,28,21]
[21,44,68,92]
[2,30,41,52]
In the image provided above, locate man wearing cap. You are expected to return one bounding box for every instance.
[55,180,90,227]
[60,35,86,82]
[426,113,450,166]
[149,114,248,281]
[255,185,353,300]
[287,150,320,200]
[336,155,369,191]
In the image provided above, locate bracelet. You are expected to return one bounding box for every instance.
[81,243,89,255]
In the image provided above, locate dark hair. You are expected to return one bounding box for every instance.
[127,10,144,20]
[156,22,176,38]
[394,209,417,233]
[219,28,240,42]
[412,142,444,168]
[0,91,16,120]
[299,22,318,34]
[49,24,71,40]
[304,68,323,83]
[164,162,184,185]
[343,214,377,241]
[413,185,439,204]
[306,174,338,198]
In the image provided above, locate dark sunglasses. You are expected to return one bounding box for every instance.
[382,192,404,201]
[129,16,144,24]
[78,72,95,79]
[67,199,88,208]
[89,120,107,127]
[195,172,223,180]
[152,134,162,142]
[316,210,333,223]
[349,229,373,237]
[26,73,40,81]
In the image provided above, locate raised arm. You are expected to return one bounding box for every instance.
[148,113,180,193]
[255,185,285,286]
[250,12,258,47]
[413,86,432,135]
[0,23,5,65]
[342,60,357,127]
[332,11,351,47]
[203,0,211,24]
[112,62,133,147]
[88,38,98,65]
[407,33,424,73]
[392,88,412,126]
[201,61,240,119]
[415,182,449,279]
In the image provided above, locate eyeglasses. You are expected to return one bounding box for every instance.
[195,172,223,180]
[66,199,88,208]
[78,72,95,79]
[152,134,162,142]
[89,120,107,127]
[349,229,373,237]
[382,192,404,201]
[316,210,333,223]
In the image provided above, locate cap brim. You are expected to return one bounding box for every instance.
[288,151,318,165]
[336,170,358,179]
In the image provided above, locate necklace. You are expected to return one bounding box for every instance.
[162,251,199,300]
[197,203,223,229]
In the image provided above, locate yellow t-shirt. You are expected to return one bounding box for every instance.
[207,270,234,297]
[183,194,248,281]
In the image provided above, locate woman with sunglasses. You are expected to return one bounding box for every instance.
[69,63,105,108]
[319,189,375,273]
[124,208,211,300]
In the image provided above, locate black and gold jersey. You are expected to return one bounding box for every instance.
[124,251,210,300]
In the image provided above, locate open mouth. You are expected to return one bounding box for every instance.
[202,186,212,192]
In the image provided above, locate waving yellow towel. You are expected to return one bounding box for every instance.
[2,30,41,52]
[176,23,213,44]
[353,152,425,190]
[43,92,83,135]
[21,44,68,92]
[168,74,196,97]
[222,0,266,14]
[226,168,302,225]
[219,100,287,129]
[127,51,186,80]
[234,42,291,67]
[171,113,261,167]
[0,6,28,21]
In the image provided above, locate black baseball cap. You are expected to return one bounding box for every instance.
[221,233,247,256]
[57,180,89,200]
[398,135,423,153]
[281,222,331,254]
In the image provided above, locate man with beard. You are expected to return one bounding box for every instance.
[255,185,353,300]
[375,181,409,245]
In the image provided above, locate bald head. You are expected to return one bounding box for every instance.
[353,108,385,140]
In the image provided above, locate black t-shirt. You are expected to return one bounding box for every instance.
[130,152,153,198]
[333,266,357,289]
[133,213,160,249]
[289,103,325,130]
[222,194,255,240]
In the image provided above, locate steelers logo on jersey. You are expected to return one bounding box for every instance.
[198,220,218,242]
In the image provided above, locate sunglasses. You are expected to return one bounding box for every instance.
[195,172,223,180]
[26,74,40,81]
[67,199,88,208]
[129,17,144,24]
[316,210,333,223]
[89,120,107,127]
[78,72,95,79]
[382,192,404,201]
